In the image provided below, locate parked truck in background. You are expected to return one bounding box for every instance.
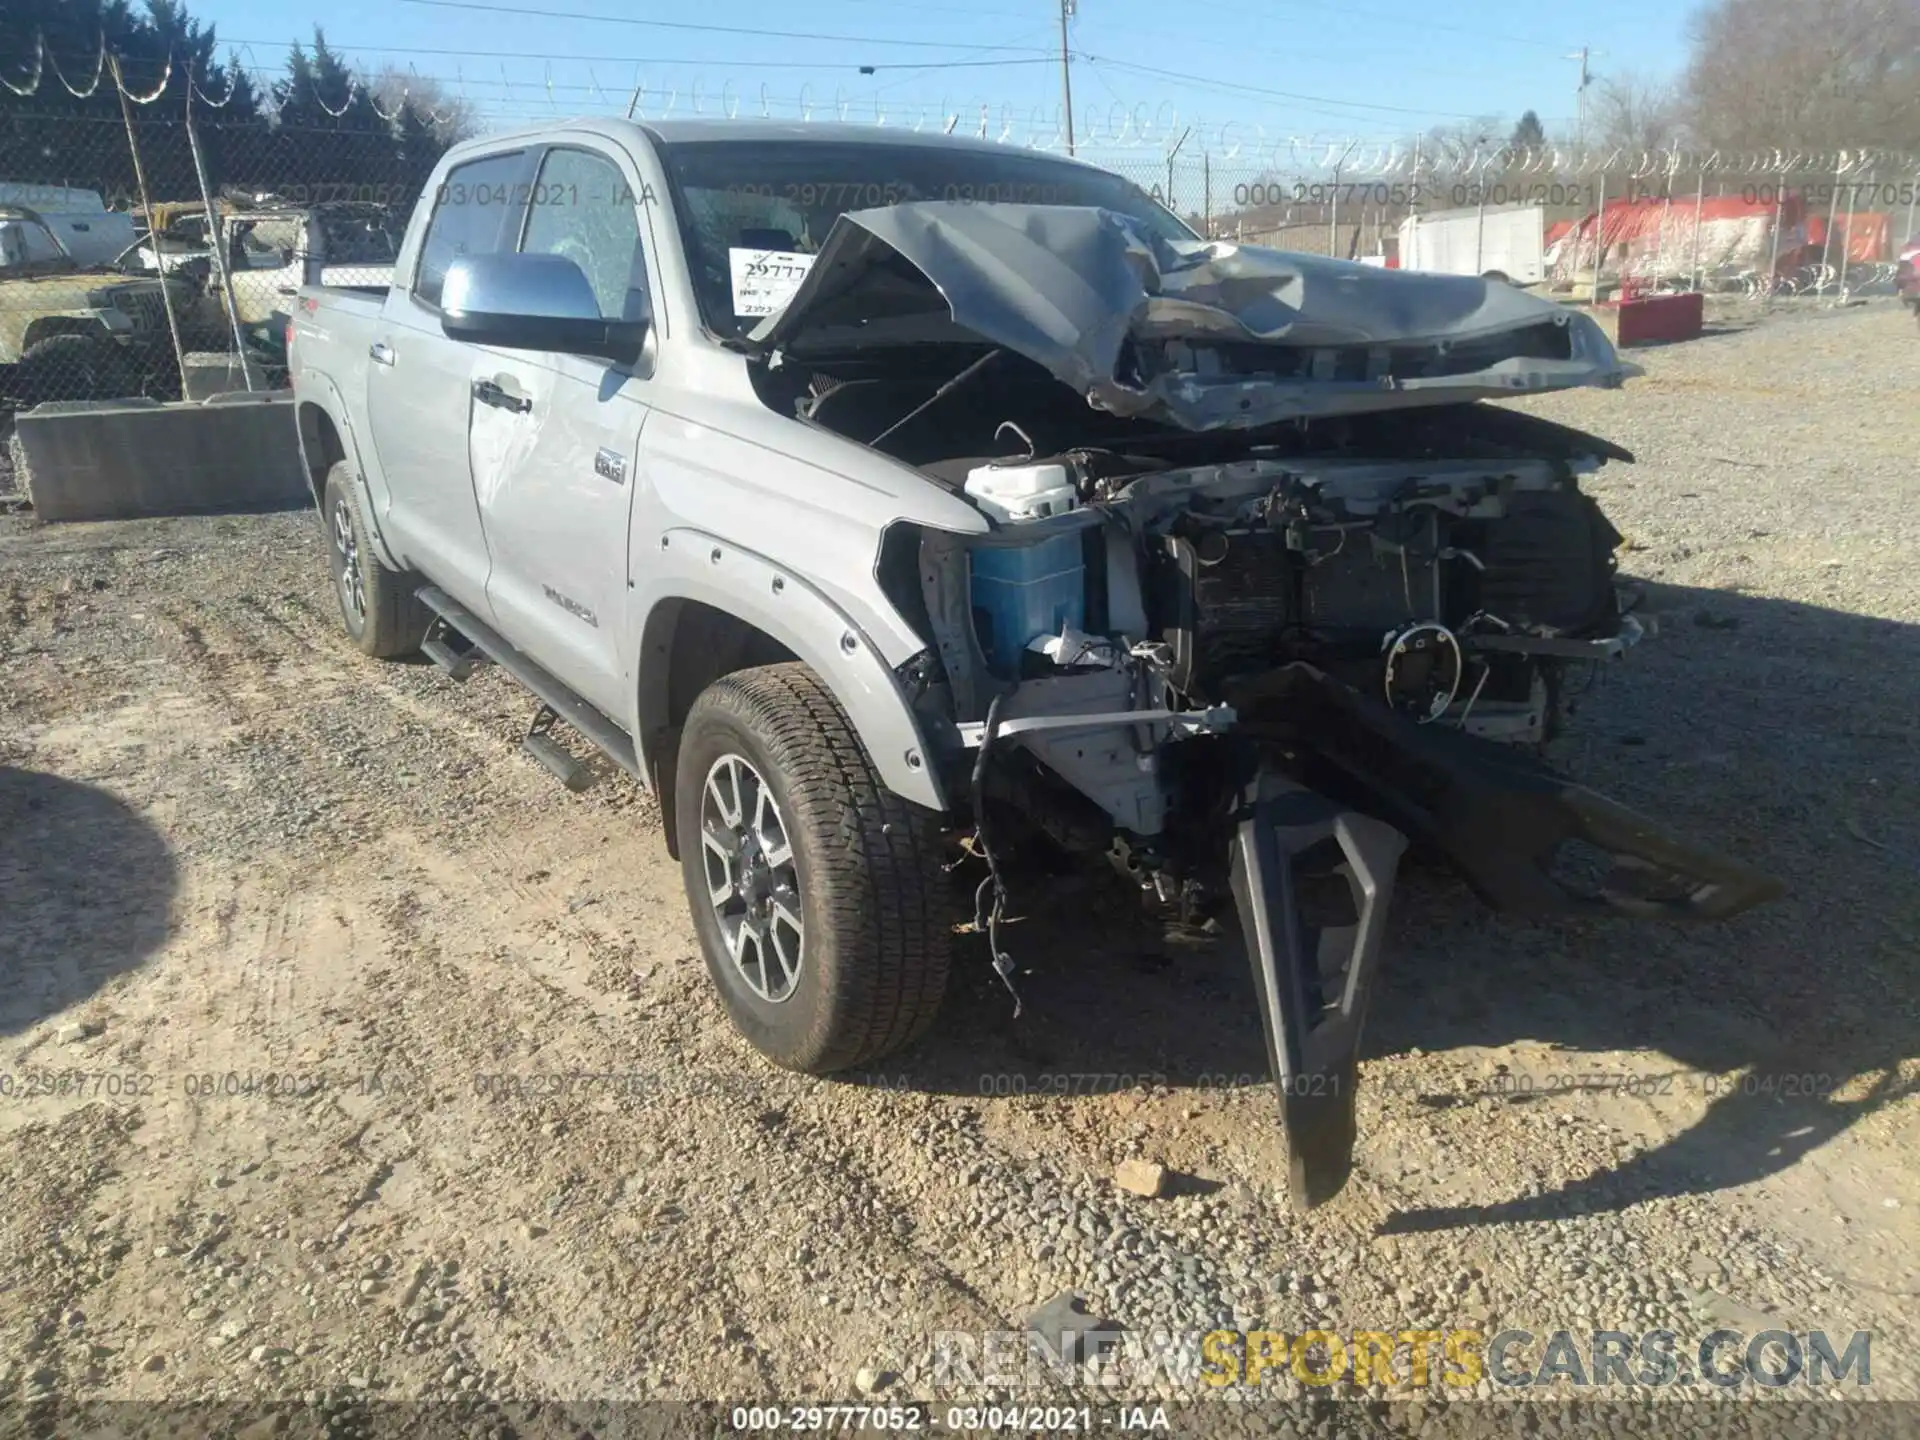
[119,200,402,368]
[289,118,1779,1207]
[0,205,185,404]
[1398,202,1547,284]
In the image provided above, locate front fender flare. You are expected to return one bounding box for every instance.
[635,529,948,814]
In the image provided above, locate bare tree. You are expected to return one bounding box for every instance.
[1684,0,1920,153]
[369,65,481,145]
[1589,72,1688,155]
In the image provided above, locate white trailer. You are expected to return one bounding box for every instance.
[1398,203,1546,284]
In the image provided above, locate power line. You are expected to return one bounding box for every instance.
[1083,56,1501,122]
[220,39,1035,71]
[395,0,1058,53]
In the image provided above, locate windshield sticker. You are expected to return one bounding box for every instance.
[728,247,815,317]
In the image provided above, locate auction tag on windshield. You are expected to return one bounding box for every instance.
[729,247,815,318]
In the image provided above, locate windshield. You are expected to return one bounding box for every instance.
[653,137,1196,336]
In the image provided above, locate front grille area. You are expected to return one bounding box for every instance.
[111,289,163,332]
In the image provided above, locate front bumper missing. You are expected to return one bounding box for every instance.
[961,661,1781,1211]
[1224,664,1781,1209]
[1229,774,1406,1209]
[1228,664,1785,923]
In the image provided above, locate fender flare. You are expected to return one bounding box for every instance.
[291,369,403,571]
[635,529,948,814]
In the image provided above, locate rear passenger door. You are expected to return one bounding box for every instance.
[470,142,655,719]
[364,149,534,619]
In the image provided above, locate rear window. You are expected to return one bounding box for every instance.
[413,150,531,309]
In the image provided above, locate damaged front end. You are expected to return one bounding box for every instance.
[749,201,1783,1207]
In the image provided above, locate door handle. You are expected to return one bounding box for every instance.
[368,341,395,367]
[472,378,532,414]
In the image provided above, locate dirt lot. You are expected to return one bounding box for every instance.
[2,299,1918,1430]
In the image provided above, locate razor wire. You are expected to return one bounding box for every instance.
[2,31,1917,417]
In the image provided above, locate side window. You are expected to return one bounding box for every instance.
[518,148,649,323]
[413,150,529,309]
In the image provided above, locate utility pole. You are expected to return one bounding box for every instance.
[1567,45,1600,150]
[1059,0,1076,157]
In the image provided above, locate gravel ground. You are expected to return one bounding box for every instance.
[1,298,1917,1435]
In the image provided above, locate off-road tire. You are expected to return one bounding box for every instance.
[17,333,131,405]
[321,460,429,659]
[675,663,950,1074]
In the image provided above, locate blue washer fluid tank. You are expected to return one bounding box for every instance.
[968,530,1087,675]
[963,461,1089,676]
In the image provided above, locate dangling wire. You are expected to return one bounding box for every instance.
[967,692,1023,1019]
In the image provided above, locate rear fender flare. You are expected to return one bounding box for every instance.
[291,372,402,571]
[634,529,948,814]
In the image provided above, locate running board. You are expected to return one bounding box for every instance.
[1229,772,1407,1211]
[414,586,642,781]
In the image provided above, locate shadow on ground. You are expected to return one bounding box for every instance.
[836,579,1920,1228]
[0,767,178,1037]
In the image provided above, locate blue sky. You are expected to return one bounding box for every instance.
[179,0,1695,152]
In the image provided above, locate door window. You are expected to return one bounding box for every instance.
[413,150,531,308]
[518,148,649,324]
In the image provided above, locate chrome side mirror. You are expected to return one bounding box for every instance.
[440,253,647,363]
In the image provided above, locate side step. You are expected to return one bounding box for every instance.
[420,614,487,681]
[414,586,642,783]
[523,704,593,792]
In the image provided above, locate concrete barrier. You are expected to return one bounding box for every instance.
[12,389,307,523]
[181,352,274,401]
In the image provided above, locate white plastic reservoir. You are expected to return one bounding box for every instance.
[963,462,1077,524]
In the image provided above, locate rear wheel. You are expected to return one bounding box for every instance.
[675,663,951,1073]
[321,460,429,659]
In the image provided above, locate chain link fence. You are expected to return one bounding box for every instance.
[1,91,439,418]
[5,69,1918,424]
[1098,144,1920,298]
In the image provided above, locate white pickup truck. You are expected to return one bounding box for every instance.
[290,118,1778,1206]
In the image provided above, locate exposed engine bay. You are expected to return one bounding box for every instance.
[744,203,1782,1208]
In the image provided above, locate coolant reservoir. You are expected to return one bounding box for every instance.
[963,462,1077,524]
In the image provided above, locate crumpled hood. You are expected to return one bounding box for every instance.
[747,202,1638,431]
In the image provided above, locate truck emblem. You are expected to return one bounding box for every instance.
[541,585,599,628]
[593,447,626,484]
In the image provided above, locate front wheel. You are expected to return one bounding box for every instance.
[321,461,429,659]
[16,333,131,405]
[675,663,951,1074]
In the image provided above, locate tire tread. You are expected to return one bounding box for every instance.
[688,663,949,1071]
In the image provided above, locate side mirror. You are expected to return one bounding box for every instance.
[439,253,647,363]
